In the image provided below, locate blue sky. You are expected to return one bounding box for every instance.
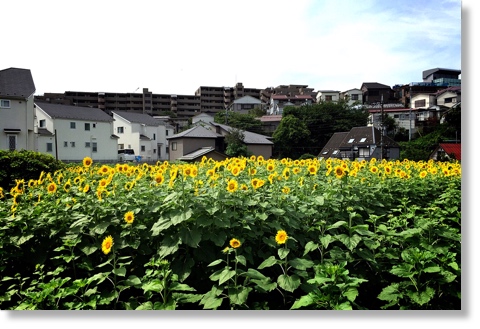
[2,0,463,96]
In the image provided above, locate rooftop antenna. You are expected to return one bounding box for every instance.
[133,87,139,93]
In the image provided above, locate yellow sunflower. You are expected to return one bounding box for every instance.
[101,235,114,255]
[83,156,93,167]
[229,238,241,249]
[124,211,134,224]
[47,182,57,194]
[155,173,165,185]
[334,166,345,179]
[226,179,238,193]
[275,230,288,245]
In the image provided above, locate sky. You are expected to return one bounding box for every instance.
[2,0,464,97]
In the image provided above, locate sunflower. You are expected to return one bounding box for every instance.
[229,238,241,249]
[370,166,379,174]
[98,178,109,188]
[231,166,241,176]
[83,184,90,193]
[47,182,57,194]
[334,166,345,179]
[275,230,288,245]
[226,179,238,193]
[63,179,72,193]
[124,211,135,224]
[155,173,165,185]
[282,186,290,194]
[307,165,317,175]
[83,157,93,167]
[266,162,275,172]
[419,171,428,179]
[251,178,265,190]
[101,235,114,255]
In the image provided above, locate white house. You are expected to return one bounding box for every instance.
[340,88,363,106]
[316,90,340,103]
[0,67,36,151]
[112,111,171,162]
[34,102,118,162]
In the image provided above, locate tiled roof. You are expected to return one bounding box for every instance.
[339,126,399,148]
[112,110,162,126]
[209,122,273,145]
[434,86,461,96]
[177,147,226,161]
[0,67,36,98]
[233,95,262,104]
[439,143,461,160]
[259,115,282,122]
[422,68,461,80]
[168,125,222,139]
[318,132,349,158]
[35,101,114,122]
[361,82,391,89]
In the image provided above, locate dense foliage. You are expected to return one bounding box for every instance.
[0,150,65,190]
[0,156,461,310]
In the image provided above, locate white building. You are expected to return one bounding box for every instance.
[112,111,172,162]
[34,102,118,162]
[0,68,36,151]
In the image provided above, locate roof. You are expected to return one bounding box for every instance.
[35,101,114,122]
[209,122,273,145]
[259,115,282,122]
[168,125,223,140]
[339,126,399,149]
[434,86,461,96]
[232,95,262,104]
[177,147,227,162]
[422,68,461,80]
[112,110,162,126]
[437,143,461,160]
[361,82,392,90]
[318,132,349,158]
[0,67,36,98]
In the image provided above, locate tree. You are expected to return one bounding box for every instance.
[272,115,310,159]
[214,111,264,134]
[224,128,252,158]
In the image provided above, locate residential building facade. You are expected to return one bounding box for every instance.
[0,68,36,151]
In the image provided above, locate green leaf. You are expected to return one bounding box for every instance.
[179,227,201,248]
[207,259,223,267]
[79,244,97,256]
[112,267,126,277]
[407,287,435,306]
[125,275,142,287]
[278,248,290,260]
[157,235,180,258]
[142,280,163,293]
[390,263,415,278]
[336,234,362,251]
[378,283,402,302]
[16,234,34,246]
[270,208,285,216]
[258,256,277,269]
[242,268,267,280]
[92,222,110,235]
[228,286,252,305]
[235,255,246,267]
[423,266,441,273]
[334,302,352,310]
[150,217,172,236]
[290,294,314,309]
[169,282,196,292]
[326,221,347,230]
[343,287,359,302]
[320,234,333,249]
[136,301,153,310]
[251,278,277,293]
[277,274,301,292]
[218,269,236,285]
[303,241,319,256]
[288,258,314,270]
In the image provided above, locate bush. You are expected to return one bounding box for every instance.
[0,150,65,190]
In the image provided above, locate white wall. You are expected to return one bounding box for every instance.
[0,96,35,151]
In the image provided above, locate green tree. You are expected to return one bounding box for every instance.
[224,128,252,158]
[272,115,310,159]
[214,112,264,135]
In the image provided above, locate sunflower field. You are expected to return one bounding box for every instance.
[0,155,461,310]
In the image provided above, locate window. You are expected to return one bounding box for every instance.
[332,150,339,155]
[141,145,146,152]
[325,95,333,101]
[359,148,370,157]
[351,94,358,100]
[85,142,91,148]
[64,141,68,147]
[85,123,91,131]
[93,123,96,128]
[46,143,53,152]
[8,135,16,151]
[117,127,124,134]
[0,99,11,108]
[348,138,355,143]
[359,138,367,142]
[70,142,75,147]
[171,142,177,151]
[39,119,46,128]
[166,130,169,136]
[444,97,455,104]
[118,144,124,149]
[70,122,76,129]
[153,133,156,140]
[92,142,97,152]
[414,99,426,107]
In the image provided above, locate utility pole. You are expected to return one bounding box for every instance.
[380,94,384,161]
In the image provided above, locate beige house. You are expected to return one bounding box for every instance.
[0,68,36,151]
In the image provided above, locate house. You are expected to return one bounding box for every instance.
[268,94,314,115]
[177,146,228,162]
[34,102,118,162]
[316,90,340,103]
[340,88,363,106]
[0,68,36,151]
[258,115,282,136]
[192,112,215,125]
[112,110,171,162]
[167,125,225,162]
[429,143,461,161]
[367,106,418,137]
[360,82,394,105]
[318,126,400,161]
[209,122,274,160]
[229,95,264,114]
